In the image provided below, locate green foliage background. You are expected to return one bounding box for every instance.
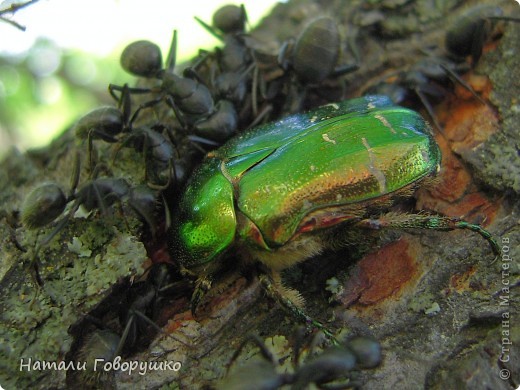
[0,38,133,158]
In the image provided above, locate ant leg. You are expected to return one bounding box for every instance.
[225,334,277,374]
[129,95,164,126]
[440,63,487,105]
[114,315,135,358]
[130,310,189,346]
[164,95,187,129]
[69,151,81,198]
[247,104,273,129]
[414,87,445,136]
[108,83,152,104]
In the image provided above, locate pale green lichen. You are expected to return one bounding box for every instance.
[325,276,344,296]
[0,214,146,389]
[74,217,114,251]
[264,335,292,373]
[424,302,441,316]
[67,236,92,257]
[158,382,182,390]
[408,292,437,314]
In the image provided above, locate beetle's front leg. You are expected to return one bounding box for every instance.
[354,212,500,259]
[176,265,213,314]
[258,272,339,345]
[191,275,213,314]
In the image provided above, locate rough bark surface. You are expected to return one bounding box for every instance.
[0,0,518,389]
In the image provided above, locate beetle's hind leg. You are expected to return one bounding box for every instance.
[354,211,500,259]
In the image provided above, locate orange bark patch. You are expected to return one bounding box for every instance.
[438,73,498,154]
[448,266,477,293]
[164,306,193,333]
[340,239,419,307]
[414,73,500,226]
[440,192,498,225]
[427,152,472,203]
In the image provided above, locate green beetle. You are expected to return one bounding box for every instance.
[168,95,499,325]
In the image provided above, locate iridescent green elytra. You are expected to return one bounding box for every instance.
[168,95,499,277]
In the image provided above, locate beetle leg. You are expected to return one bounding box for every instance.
[354,212,500,259]
[191,276,213,314]
[258,272,339,345]
[173,264,212,314]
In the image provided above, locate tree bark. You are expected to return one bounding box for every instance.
[0,0,518,389]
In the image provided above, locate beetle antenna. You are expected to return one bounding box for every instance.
[194,16,224,41]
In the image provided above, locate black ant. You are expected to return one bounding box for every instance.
[221,330,381,389]
[70,262,192,387]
